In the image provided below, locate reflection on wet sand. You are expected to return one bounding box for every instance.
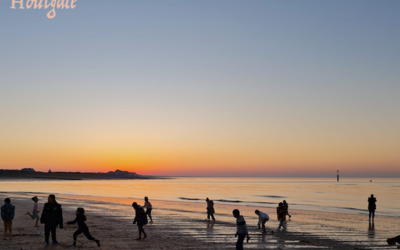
[0,192,397,249]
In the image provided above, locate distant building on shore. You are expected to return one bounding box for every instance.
[107,169,138,176]
[0,168,36,173]
[21,168,36,172]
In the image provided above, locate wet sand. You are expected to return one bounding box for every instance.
[1,192,399,250]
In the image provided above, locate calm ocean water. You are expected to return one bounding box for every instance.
[0,177,399,217]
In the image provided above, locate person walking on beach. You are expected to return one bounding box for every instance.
[276,202,287,231]
[206,198,215,221]
[144,197,153,223]
[1,198,15,240]
[66,208,100,248]
[233,209,248,250]
[40,194,63,245]
[283,200,292,218]
[255,210,269,234]
[132,202,148,240]
[368,194,377,222]
[26,196,41,234]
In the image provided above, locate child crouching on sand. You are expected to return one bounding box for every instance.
[233,209,249,250]
[387,235,400,246]
[1,198,15,240]
[66,208,100,248]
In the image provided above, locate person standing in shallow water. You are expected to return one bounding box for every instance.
[40,194,63,246]
[206,198,215,221]
[132,202,148,240]
[144,197,153,223]
[368,194,377,222]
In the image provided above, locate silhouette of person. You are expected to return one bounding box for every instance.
[206,198,215,221]
[1,198,15,240]
[66,208,100,247]
[233,209,248,250]
[276,202,287,231]
[132,202,148,240]
[40,194,63,245]
[368,194,377,222]
[283,200,291,218]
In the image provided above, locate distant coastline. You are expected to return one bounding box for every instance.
[0,169,158,180]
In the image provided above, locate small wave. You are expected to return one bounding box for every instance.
[337,207,366,212]
[178,197,201,201]
[215,199,242,203]
[252,201,278,205]
[256,195,286,199]
[178,197,242,203]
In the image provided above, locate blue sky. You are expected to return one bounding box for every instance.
[0,1,399,176]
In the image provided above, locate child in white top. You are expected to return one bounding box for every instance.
[255,210,269,234]
[25,196,40,234]
[144,197,153,223]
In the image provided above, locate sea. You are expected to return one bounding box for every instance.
[0,177,398,217]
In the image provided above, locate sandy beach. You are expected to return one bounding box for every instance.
[1,192,398,250]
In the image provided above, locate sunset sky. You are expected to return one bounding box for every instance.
[0,1,399,177]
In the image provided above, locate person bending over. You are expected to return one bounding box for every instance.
[255,210,269,234]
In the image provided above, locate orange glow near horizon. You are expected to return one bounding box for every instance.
[0,136,399,176]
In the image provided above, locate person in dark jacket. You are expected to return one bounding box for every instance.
[283,200,292,218]
[206,198,215,221]
[368,194,377,222]
[40,194,63,245]
[276,202,287,231]
[66,208,100,248]
[1,198,15,240]
[132,202,148,240]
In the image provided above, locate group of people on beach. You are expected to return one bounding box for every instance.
[205,197,292,250]
[2,193,400,249]
[0,194,154,247]
[1,195,101,247]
